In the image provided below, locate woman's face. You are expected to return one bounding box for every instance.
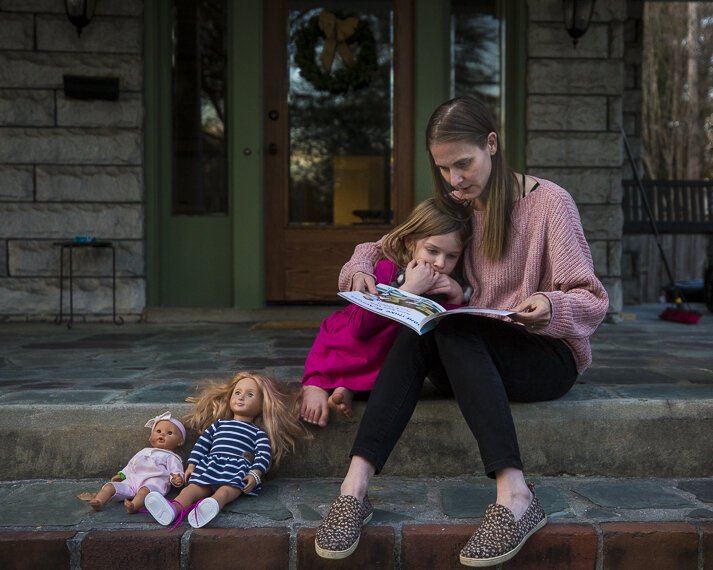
[430,134,497,209]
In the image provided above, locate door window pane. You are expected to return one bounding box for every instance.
[451,0,502,124]
[288,1,393,225]
[171,0,228,215]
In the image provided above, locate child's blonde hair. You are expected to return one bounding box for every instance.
[184,372,311,469]
[381,197,472,269]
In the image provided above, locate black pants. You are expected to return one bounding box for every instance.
[350,315,578,477]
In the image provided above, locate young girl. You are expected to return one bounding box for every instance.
[301,198,471,427]
[89,411,186,513]
[144,372,310,529]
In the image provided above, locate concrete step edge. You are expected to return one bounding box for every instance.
[4,398,713,479]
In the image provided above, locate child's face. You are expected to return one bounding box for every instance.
[230,377,264,421]
[411,231,463,275]
[149,420,184,450]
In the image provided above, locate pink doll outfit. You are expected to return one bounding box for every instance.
[302,259,402,393]
[110,447,185,501]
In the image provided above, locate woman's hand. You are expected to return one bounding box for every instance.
[401,259,440,296]
[184,464,195,482]
[510,293,552,330]
[425,274,464,304]
[351,272,377,293]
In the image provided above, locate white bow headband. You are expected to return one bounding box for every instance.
[145,411,186,442]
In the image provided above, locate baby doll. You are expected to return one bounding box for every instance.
[145,372,310,528]
[90,411,186,513]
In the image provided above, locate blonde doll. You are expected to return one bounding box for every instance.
[145,372,310,528]
[89,411,186,513]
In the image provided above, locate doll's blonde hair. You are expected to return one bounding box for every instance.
[184,372,311,468]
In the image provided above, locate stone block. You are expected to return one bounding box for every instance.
[0,166,34,201]
[297,526,395,569]
[0,52,142,90]
[500,524,598,570]
[610,21,624,59]
[0,12,33,50]
[608,96,623,132]
[623,89,642,113]
[189,528,289,569]
[0,128,141,165]
[590,240,608,275]
[81,530,182,570]
[608,240,622,277]
[579,204,623,240]
[37,15,142,54]
[0,0,140,15]
[601,522,697,570]
[401,525,474,569]
[534,168,623,204]
[36,165,142,202]
[527,133,622,168]
[0,203,142,239]
[0,89,55,127]
[529,60,623,95]
[57,93,142,128]
[0,531,74,570]
[0,276,145,314]
[528,95,608,132]
[529,22,609,59]
[0,0,63,11]
[601,276,623,313]
[8,239,143,277]
[624,65,639,90]
[0,241,6,277]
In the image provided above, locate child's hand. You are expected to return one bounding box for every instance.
[184,464,195,482]
[170,473,184,487]
[110,474,123,483]
[351,272,377,293]
[426,274,464,304]
[401,259,440,295]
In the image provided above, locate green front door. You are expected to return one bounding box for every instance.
[145,0,263,308]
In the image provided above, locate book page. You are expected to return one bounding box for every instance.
[338,284,446,333]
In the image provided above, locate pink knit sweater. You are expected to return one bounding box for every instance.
[338,177,609,373]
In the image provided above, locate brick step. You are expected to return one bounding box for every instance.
[2,475,713,568]
[2,522,711,569]
[2,394,713,479]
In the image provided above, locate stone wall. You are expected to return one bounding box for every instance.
[527,0,625,314]
[0,0,145,321]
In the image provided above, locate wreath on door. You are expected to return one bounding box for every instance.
[293,11,378,94]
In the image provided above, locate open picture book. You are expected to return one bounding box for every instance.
[338,284,514,335]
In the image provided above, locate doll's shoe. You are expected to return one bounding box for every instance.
[188,498,220,528]
[459,482,547,567]
[315,494,373,559]
[144,492,180,526]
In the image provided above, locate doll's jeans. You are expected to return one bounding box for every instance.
[350,315,578,478]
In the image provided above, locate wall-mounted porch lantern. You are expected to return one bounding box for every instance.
[563,0,595,47]
[65,0,96,37]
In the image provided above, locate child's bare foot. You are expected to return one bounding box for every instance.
[301,385,330,427]
[124,499,139,514]
[328,387,354,418]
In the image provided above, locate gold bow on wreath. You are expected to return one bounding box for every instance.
[318,11,359,73]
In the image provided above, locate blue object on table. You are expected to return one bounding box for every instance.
[73,235,96,244]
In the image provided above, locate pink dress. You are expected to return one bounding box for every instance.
[302,259,401,392]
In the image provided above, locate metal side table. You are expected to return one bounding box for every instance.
[53,240,124,328]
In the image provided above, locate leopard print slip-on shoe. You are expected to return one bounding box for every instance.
[315,494,374,559]
[459,482,547,567]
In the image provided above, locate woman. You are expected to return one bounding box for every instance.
[314,95,609,567]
